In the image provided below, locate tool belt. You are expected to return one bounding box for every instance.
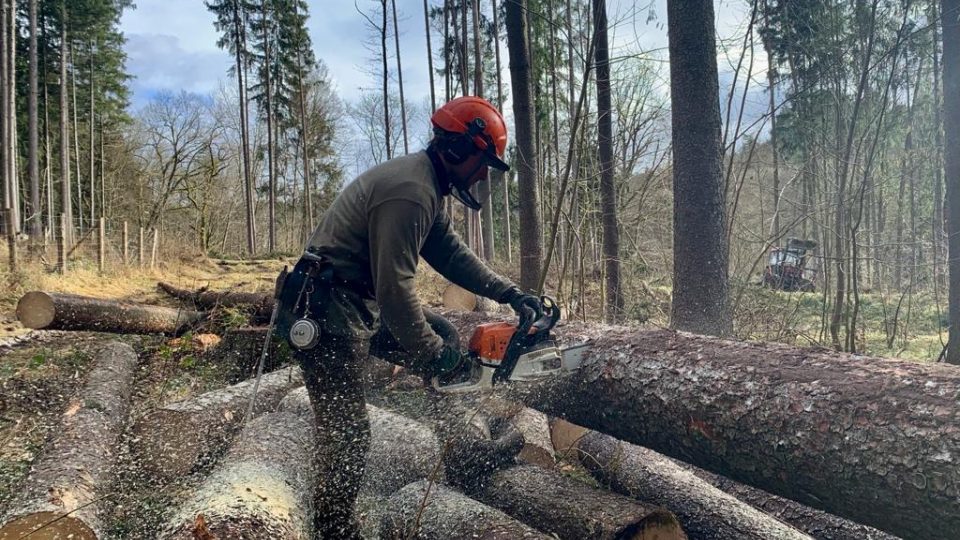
[274,250,335,350]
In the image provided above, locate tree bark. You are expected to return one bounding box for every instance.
[381,0,391,161]
[59,9,72,246]
[0,341,137,539]
[943,0,960,363]
[505,0,542,291]
[263,0,276,253]
[667,0,730,336]
[392,0,408,155]
[27,0,40,242]
[16,291,207,334]
[477,464,688,540]
[231,0,256,256]
[159,410,314,539]
[157,281,273,321]
[502,321,960,540]
[379,481,552,539]
[582,429,895,540]
[133,366,302,483]
[594,0,622,323]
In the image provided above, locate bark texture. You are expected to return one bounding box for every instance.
[157,281,274,322]
[16,291,206,335]
[666,0,730,335]
[944,0,960,363]
[0,341,137,539]
[160,411,313,539]
[133,366,302,482]
[379,481,552,539]
[478,464,687,540]
[509,323,959,540]
[577,430,813,540]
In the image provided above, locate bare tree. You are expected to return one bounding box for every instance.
[423,0,437,112]
[391,0,408,154]
[27,0,40,242]
[667,0,730,336]
[59,5,72,245]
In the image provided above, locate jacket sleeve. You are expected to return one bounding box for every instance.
[420,210,516,301]
[368,199,444,361]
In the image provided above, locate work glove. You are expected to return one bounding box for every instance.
[430,344,478,389]
[500,287,543,329]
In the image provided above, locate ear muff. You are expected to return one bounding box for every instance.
[437,131,477,165]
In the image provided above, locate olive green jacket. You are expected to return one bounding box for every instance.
[306,151,515,361]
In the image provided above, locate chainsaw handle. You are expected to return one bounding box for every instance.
[519,295,561,336]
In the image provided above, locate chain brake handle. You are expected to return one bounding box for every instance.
[520,295,561,336]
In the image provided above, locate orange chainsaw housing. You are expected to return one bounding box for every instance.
[468,322,516,364]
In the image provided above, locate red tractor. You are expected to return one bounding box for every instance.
[763,238,818,292]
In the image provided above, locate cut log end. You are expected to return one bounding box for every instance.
[0,512,97,540]
[622,512,689,540]
[442,283,479,311]
[15,291,55,329]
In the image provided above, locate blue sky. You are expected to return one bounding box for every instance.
[119,1,760,110]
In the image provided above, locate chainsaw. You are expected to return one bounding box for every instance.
[433,296,590,393]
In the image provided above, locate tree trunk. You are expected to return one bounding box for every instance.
[0,342,137,539]
[479,464,687,540]
[27,0,40,242]
[231,0,255,256]
[157,281,274,321]
[16,291,207,334]
[381,0,391,161]
[392,0,408,155]
[943,0,960,364]
[134,366,303,483]
[379,481,552,539]
[263,0,276,253]
[89,44,95,224]
[159,410,314,539]
[504,322,960,540]
[59,10,72,246]
[423,0,436,112]
[667,0,730,336]
[505,0,542,291]
[594,0,622,323]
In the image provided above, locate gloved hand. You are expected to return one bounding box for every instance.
[500,287,543,328]
[430,344,477,388]
[434,343,464,373]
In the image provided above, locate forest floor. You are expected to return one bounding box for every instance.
[0,252,947,534]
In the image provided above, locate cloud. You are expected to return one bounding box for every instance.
[124,33,232,109]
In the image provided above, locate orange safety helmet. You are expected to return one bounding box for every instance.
[430,96,510,172]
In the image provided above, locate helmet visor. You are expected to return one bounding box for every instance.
[483,148,510,171]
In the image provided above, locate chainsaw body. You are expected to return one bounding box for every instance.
[433,297,588,393]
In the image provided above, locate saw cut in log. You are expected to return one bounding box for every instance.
[509,407,555,467]
[441,283,506,314]
[134,366,302,482]
[458,315,960,540]
[550,418,588,462]
[16,291,206,335]
[478,464,687,540]
[159,410,313,539]
[379,480,552,539]
[0,341,138,539]
[157,282,273,322]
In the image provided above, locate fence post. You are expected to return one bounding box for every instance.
[5,207,16,272]
[122,221,128,265]
[138,226,144,268]
[98,217,106,273]
[150,228,159,269]
[58,213,68,274]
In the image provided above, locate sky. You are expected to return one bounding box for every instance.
[119,0,762,110]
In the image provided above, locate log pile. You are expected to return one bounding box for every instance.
[8,287,952,539]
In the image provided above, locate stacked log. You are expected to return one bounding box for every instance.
[0,341,138,539]
[16,291,206,335]
[379,481,552,539]
[158,281,273,323]
[133,366,303,481]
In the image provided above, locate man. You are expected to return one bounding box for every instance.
[275,96,542,539]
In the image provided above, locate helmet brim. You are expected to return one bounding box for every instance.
[483,149,510,171]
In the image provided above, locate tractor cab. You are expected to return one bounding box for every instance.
[763,238,818,292]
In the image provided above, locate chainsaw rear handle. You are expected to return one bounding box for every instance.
[519,295,561,335]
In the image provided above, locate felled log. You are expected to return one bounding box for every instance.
[477,464,687,540]
[133,366,302,482]
[157,282,273,322]
[159,410,314,539]
[0,342,137,539]
[438,312,955,539]
[575,430,813,539]
[379,481,552,539]
[16,291,206,335]
[278,387,444,497]
[683,459,898,540]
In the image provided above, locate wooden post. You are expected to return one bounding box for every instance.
[138,226,144,267]
[122,221,128,265]
[58,213,67,274]
[150,228,158,269]
[98,217,105,273]
[5,207,16,272]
